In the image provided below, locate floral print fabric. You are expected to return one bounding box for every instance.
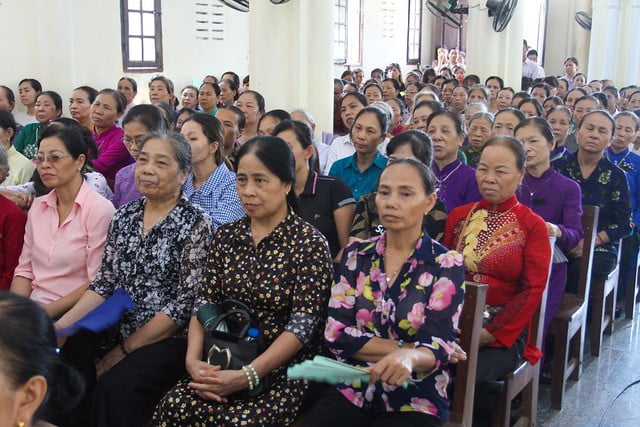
[89,198,212,346]
[325,231,465,421]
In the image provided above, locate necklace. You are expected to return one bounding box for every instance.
[437,161,462,184]
[521,172,553,200]
[142,202,177,236]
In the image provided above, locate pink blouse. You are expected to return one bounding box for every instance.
[14,180,115,304]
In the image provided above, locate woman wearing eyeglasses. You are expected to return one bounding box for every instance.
[10,125,115,319]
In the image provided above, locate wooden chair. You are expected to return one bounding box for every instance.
[446,282,488,427]
[624,247,640,319]
[491,239,554,427]
[589,239,622,356]
[548,205,598,410]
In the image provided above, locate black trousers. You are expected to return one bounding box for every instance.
[300,387,442,427]
[617,230,640,301]
[55,332,187,427]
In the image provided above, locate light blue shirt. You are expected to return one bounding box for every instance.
[182,163,245,229]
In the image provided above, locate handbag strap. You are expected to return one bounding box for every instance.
[207,308,252,338]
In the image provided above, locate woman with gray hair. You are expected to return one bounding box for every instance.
[54,131,213,426]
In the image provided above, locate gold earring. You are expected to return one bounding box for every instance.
[18,422,25,427]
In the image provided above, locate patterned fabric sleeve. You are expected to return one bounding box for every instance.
[413,250,465,368]
[602,170,631,242]
[285,232,333,345]
[193,226,224,315]
[163,217,212,326]
[349,194,373,240]
[425,198,448,243]
[209,185,245,231]
[325,242,376,359]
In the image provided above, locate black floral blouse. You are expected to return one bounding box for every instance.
[350,192,448,243]
[152,212,333,426]
[89,198,212,346]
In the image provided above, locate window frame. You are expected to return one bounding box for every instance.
[334,0,348,65]
[120,0,164,72]
[406,0,422,66]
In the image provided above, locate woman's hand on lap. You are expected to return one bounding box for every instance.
[188,368,249,402]
[96,345,127,378]
[367,349,414,387]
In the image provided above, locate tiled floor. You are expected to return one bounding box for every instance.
[537,304,640,426]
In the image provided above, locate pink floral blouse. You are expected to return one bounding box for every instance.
[325,231,465,421]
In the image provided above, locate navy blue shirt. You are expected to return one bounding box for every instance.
[554,152,631,256]
[606,147,640,226]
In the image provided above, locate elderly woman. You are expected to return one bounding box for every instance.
[0,292,84,427]
[113,105,167,207]
[153,136,333,426]
[55,131,212,426]
[302,158,465,427]
[236,90,265,144]
[462,112,493,168]
[444,136,552,422]
[555,110,632,289]
[515,118,583,346]
[548,106,573,160]
[13,91,63,160]
[0,146,27,290]
[180,113,245,229]
[11,126,115,318]
[350,130,448,243]
[329,107,389,201]
[427,111,482,212]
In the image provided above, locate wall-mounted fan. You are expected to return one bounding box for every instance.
[575,11,592,31]
[426,0,465,29]
[486,0,518,32]
[269,0,291,3]
[217,0,249,12]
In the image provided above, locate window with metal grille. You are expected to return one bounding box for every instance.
[121,0,163,72]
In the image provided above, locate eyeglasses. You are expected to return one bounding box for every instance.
[123,136,146,147]
[34,154,74,165]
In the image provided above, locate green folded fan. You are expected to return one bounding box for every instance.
[287,356,411,388]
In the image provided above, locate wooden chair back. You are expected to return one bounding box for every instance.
[577,205,599,301]
[446,282,488,427]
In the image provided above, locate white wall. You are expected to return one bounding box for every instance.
[0,0,250,116]
[543,0,591,77]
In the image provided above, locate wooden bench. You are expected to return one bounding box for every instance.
[446,282,488,427]
[548,205,597,410]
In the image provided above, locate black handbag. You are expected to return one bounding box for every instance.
[197,299,271,398]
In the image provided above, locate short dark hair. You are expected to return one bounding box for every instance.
[564,57,579,67]
[485,76,505,89]
[615,111,640,132]
[221,71,240,88]
[530,83,550,97]
[382,157,437,195]
[0,109,17,135]
[235,136,298,212]
[273,119,314,149]
[495,107,526,123]
[149,75,174,95]
[118,77,138,92]
[483,136,526,170]
[515,117,555,147]
[386,129,433,166]
[518,98,544,117]
[426,110,464,136]
[258,109,291,135]
[578,110,615,136]
[122,104,167,133]
[0,85,16,108]
[413,100,445,115]
[218,105,246,131]
[152,101,177,127]
[238,90,266,115]
[97,88,127,114]
[463,74,481,86]
[38,123,96,172]
[340,92,368,111]
[199,81,221,97]
[371,68,384,77]
[73,86,98,104]
[37,91,63,117]
[352,106,390,137]
[542,76,560,89]
[19,78,43,93]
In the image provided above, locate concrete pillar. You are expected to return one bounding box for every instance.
[543,0,591,77]
[420,6,438,69]
[465,0,525,89]
[614,0,640,85]
[249,1,334,135]
[587,0,620,80]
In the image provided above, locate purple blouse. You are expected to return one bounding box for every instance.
[516,167,583,252]
[92,125,133,183]
[432,159,482,212]
[113,163,142,208]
